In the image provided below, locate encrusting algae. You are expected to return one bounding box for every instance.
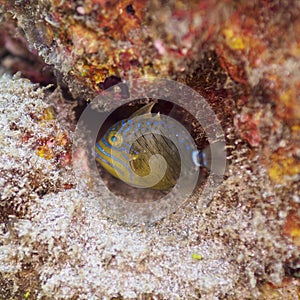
[0,0,300,299]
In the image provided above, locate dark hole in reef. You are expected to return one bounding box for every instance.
[285,259,300,278]
[74,98,89,121]
[73,76,129,121]
[129,59,140,67]
[94,99,210,203]
[126,4,135,15]
[55,71,75,101]
[97,75,130,98]
[98,75,122,90]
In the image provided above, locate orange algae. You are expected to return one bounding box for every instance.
[283,212,300,247]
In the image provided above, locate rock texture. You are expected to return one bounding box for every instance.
[0,0,299,299]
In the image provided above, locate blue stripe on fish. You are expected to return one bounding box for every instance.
[111,119,125,131]
[118,119,132,135]
[122,118,132,126]
[101,137,131,159]
[102,133,139,156]
[202,152,207,167]
[192,150,201,167]
[122,124,132,136]
[111,121,140,156]
[95,152,125,177]
[122,143,139,155]
[192,150,208,168]
[95,142,133,181]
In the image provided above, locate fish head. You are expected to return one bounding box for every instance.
[95,103,158,185]
[95,119,137,182]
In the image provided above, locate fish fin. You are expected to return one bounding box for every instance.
[167,103,193,132]
[201,141,228,175]
[152,111,160,121]
[167,104,177,118]
[192,150,201,167]
[130,102,155,118]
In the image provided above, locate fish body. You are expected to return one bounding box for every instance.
[95,103,223,190]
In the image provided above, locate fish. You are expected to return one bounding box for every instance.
[95,102,225,190]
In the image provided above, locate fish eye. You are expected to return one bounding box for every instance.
[108,131,123,147]
[110,135,117,142]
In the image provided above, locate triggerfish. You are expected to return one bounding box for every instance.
[95,103,225,190]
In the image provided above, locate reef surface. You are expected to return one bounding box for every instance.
[0,1,299,299]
